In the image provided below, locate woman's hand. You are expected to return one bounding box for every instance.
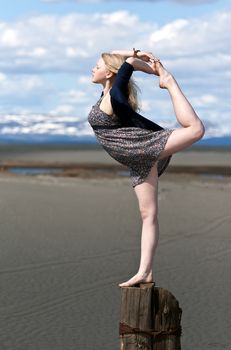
[136,51,160,63]
[126,57,155,74]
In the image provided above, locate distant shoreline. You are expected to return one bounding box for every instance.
[0,143,230,178]
[0,161,230,178]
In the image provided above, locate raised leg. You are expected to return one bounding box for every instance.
[119,164,159,287]
[152,61,205,159]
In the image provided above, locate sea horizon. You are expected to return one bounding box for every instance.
[0,134,231,149]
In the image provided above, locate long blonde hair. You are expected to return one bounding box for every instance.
[101,53,140,111]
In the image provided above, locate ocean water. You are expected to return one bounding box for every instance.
[0,134,231,147]
[8,167,62,175]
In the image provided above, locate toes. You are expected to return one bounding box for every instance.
[119,281,133,287]
[119,281,132,287]
[119,283,128,287]
[119,277,144,287]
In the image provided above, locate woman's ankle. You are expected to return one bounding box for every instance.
[137,269,153,279]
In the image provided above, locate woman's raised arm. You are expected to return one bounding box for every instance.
[111,49,135,58]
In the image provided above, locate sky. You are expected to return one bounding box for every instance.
[0,0,231,142]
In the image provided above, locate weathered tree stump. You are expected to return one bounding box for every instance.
[119,284,182,350]
[119,283,154,350]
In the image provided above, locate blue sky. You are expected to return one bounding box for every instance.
[0,0,231,141]
[3,0,229,23]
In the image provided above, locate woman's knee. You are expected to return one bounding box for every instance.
[139,205,158,222]
[191,120,205,141]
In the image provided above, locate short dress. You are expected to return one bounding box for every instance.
[88,96,174,187]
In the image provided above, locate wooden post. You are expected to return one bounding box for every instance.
[119,283,155,350]
[119,285,182,350]
[153,288,182,350]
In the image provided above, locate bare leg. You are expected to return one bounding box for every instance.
[119,164,158,287]
[152,61,205,158]
[118,63,205,287]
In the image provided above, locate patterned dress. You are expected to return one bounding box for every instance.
[88,97,174,187]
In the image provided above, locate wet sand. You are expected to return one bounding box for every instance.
[0,146,231,349]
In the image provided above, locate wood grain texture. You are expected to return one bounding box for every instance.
[119,285,182,350]
[153,288,182,350]
[120,283,154,350]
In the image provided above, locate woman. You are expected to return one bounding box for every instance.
[88,49,205,287]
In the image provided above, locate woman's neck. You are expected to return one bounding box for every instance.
[102,80,112,96]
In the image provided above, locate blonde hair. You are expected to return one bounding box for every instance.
[101,53,140,111]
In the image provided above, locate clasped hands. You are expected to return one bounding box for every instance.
[133,49,160,65]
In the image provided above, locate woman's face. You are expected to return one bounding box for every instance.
[92,58,108,84]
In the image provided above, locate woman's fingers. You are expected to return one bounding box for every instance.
[150,57,160,63]
[137,51,152,61]
[138,53,151,61]
[148,53,160,62]
[137,51,160,63]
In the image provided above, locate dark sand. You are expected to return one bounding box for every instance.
[1,144,231,167]
[0,147,231,349]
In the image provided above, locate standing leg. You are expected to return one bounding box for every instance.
[152,61,205,159]
[119,164,159,287]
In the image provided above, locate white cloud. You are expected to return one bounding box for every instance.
[1,10,230,75]
[0,112,93,137]
[60,90,88,103]
[149,13,231,59]
[78,75,91,84]
[150,19,188,45]
[0,74,45,97]
[0,113,81,125]
[0,28,21,47]
[50,104,75,115]
[190,94,218,107]
[140,99,152,112]
[0,11,154,74]
[17,47,47,58]
[0,72,7,81]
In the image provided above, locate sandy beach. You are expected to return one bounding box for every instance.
[0,146,231,350]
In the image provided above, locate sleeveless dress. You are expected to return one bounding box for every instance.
[88,97,174,187]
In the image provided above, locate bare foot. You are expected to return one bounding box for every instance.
[151,61,174,89]
[119,271,153,287]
